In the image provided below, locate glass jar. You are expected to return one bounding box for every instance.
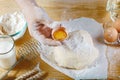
[106,0,120,21]
[0,35,16,69]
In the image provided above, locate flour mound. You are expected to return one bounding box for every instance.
[53,30,99,69]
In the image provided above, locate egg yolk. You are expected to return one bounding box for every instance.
[52,27,67,41]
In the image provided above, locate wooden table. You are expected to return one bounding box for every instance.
[1,0,120,80]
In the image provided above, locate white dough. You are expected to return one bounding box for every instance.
[53,30,99,69]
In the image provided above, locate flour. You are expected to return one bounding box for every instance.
[0,12,26,35]
[53,30,99,69]
[63,30,94,54]
[38,18,108,79]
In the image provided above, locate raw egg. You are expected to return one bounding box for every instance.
[52,27,67,41]
[113,19,120,32]
[104,27,118,42]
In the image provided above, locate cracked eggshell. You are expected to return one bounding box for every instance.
[52,26,68,41]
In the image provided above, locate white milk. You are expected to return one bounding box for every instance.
[0,41,16,69]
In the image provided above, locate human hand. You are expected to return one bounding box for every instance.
[15,0,61,46]
[31,20,62,46]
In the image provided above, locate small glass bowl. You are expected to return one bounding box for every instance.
[9,23,27,40]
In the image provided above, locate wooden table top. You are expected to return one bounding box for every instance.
[1,0,120,80]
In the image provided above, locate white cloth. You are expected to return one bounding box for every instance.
[39,17,108,79]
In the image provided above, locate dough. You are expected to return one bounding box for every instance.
[53,30,99,69]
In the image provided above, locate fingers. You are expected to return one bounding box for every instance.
[44,38,62,46]
[16,0,59,46]
[37,26,52,38]
[32,31,61,46]
[31,21,52,38]
[28,21,61,46]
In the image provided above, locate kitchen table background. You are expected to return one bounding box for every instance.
[0,0,119,80]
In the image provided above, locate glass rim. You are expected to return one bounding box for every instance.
[9,22,27,37]
[0,35,14,55]
[108,8,120,12]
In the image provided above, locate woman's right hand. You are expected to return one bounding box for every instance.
[15,0,61,46]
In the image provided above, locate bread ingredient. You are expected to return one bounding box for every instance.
[53,30,99,69]
[15,64,42,80]
[104,27,118,42]
[26,71,46,80]
[0,12,26,35]
[52,26,67,41]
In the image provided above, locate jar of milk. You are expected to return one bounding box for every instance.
[0,35,16,69]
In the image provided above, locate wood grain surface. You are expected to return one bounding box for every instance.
[0,0,119,80]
